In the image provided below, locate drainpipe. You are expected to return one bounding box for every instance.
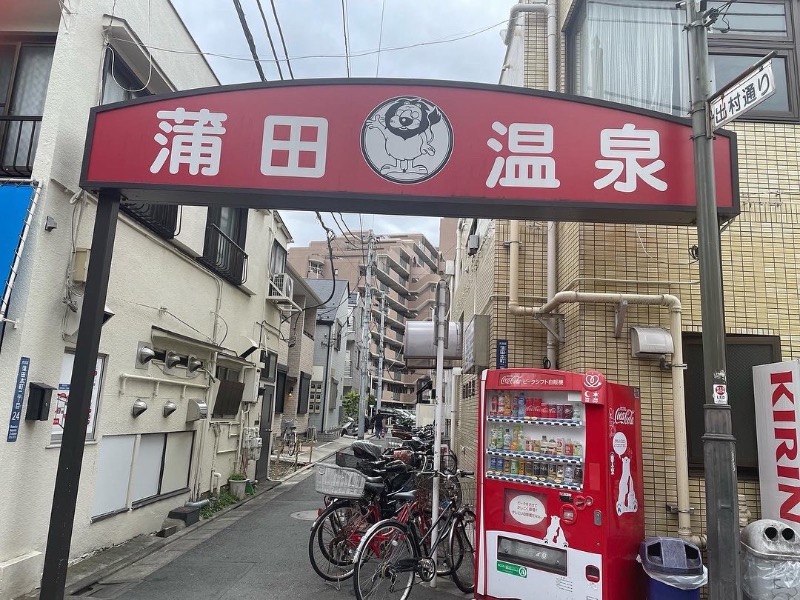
[505,1,558,367]
[321,321,334,432]
[516,290,702,546]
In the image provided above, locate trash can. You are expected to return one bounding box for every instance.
[741,519,800,600]
[639,538,707,599]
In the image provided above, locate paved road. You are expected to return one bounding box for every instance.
[111,463,470,600]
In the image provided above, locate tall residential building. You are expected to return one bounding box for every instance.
[289,232,442,407]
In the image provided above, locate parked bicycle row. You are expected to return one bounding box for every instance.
[308,430,476,600]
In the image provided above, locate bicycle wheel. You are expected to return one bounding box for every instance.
[354,520,417,600]
[287,432,298,456]
[449,509,476,594]
[309,499,369,581]
[440,449,458,475]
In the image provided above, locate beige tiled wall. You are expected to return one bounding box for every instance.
[452,0,800,542]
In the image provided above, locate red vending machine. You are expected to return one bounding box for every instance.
[475,368,644,600]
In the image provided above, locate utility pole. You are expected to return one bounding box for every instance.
[376,292,386,412]
[684,1,741,597]
[357,232,375,439]
[429,279,447,587]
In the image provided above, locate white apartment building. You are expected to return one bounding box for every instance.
[0,2,295,596]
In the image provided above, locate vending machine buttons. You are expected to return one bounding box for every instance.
[585,565,601,583]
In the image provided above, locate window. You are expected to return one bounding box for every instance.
[275,369,287,413]
[0,40,55,177]
[261,350,278,382]
[297,372,311,415]
[101,48,151,104]
[270,240,288,277]
[212,365,245,418]
[568,0,689,115]
[91,431,194,519]
[707,0,796,120]
[567,0,798,121]
[683,333,781,477]
[201,207,249,285]
[308,260,323,276]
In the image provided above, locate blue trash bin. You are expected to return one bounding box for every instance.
[639,538,707,599]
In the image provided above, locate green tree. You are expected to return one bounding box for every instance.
[342,391,375,420]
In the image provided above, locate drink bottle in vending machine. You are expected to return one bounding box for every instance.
[475,368,644,600]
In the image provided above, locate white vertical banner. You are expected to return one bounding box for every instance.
[753,360,800,525]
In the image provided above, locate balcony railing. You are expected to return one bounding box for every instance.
[199,224,248,285]
[0,116,42,177]
[120,202,180,239]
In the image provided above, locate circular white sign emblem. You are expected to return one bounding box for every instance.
[613,432,628,456]
[507,494,547,526]
[361,96,453,184]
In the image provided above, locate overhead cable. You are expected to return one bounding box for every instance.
[255,0,284,80]
[269,0,295,78]
[232,0,267,81]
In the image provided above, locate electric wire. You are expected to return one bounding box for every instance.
[233,0,267,82]
[255,0,285,80]
[269,0,295,78]
[341,0,351,77]
[106,18,510,67]
[375,0,387,76]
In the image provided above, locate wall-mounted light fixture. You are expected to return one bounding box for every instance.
[164,351,181,370]
[132,398,148,418]
[163,400,177,417]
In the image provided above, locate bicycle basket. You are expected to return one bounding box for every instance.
[315,464,366,499]
[335,450,362,469]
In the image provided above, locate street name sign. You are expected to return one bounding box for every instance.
[709,55,776,130]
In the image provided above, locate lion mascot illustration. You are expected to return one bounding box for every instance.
[366,97,443,176]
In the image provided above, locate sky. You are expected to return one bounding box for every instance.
[171,0,513,248]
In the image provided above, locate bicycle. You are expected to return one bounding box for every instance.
[352,470,476,599]
[278,419,298,456]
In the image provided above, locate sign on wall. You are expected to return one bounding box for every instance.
[0,183,36,324]
[81,80,739,225]
[52,351,106,444]
[6,356,30,442]
[753,360,800,524]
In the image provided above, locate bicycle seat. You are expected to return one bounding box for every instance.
[387,490,417,501]
[364,476,383,484]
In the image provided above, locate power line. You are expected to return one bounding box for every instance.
[269,0,295,79]
[341,0,351,77]
[376,0,387,76]
[107,18,509,67]
[232,0,267,81]
[255,0,284,80]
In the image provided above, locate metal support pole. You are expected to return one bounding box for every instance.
[357,233,375,439]
[685,2,741,597]
[429,279,447,588]
[376,292,385,412]
[40,189,120,599]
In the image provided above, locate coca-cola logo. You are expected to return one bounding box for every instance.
[614,408,635,426]
[500,375,525,386]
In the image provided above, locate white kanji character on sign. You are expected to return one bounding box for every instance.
[261,115,328,178]
[150,108,227,176]
[594,123,667,193]
[486,122,560,189]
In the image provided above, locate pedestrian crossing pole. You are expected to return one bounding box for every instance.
[357,233,375,439]
[684,1,742,597]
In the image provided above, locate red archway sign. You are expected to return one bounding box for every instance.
[81,79,738,224]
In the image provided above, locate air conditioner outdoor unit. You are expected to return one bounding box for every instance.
[271,273,294,298]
